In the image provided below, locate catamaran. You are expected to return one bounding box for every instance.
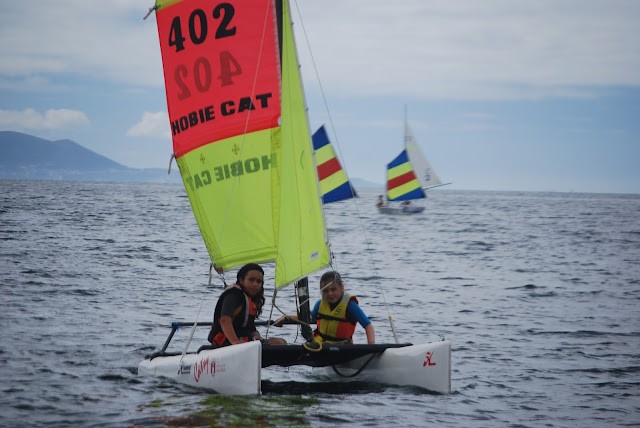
[139,0,451,395]
[378,109,450,215]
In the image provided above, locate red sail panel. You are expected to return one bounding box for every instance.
[388,170,418,191]
[155,0,281,158]
[316,157,342,181]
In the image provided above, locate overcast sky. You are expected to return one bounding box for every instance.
[1,0,639,193]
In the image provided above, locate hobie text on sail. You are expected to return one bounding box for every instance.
[171,93,273,137]
[157,2,282,156]
[185,154,275,191]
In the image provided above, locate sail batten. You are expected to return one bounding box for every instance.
[155,0,329,287]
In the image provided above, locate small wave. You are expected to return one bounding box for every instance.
[564,366,640,375]
[506,284,540,290]
[528,291,558,298]
[526,329,640,337]
[97,373,129,382]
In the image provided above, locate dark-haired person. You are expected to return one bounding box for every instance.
[275,271,375,344]
[208,263,286,347]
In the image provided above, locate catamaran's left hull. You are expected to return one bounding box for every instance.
[138,340,262,395]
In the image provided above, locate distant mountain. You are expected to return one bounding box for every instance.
[0,131,179,183]
[0,131,382,187]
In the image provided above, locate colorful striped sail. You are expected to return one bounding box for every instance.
[154,0,330,288]
[312,126,357,203]
[386,150,426,202]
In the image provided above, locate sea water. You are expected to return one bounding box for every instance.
[0,180,638,427]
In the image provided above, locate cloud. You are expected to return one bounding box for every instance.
[127,111,170,138]
[0,0,163,87]
[0,108,90,130]
[1,0,639,102]
[296,0,640,100]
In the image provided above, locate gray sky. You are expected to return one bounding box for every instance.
[1,0,639,192]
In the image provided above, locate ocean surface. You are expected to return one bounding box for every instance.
[1,180,639,427]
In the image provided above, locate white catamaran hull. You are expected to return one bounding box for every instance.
[311,340,451,394]
[138,340,451,395]
[138,340,262,395]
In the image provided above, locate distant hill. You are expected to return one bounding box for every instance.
[0,131,178,183]
[0,131,382,188]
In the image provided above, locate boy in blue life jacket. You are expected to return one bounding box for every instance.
[275,271,375,344]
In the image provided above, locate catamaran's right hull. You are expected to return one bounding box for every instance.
[378,206,426,215]
[311,340,451,394]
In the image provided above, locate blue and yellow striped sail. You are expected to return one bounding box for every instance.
[386,150,426,201]
[312,126,357,203]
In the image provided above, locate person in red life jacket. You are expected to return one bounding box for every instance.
[275,271,375,344]
[208,263,287,347]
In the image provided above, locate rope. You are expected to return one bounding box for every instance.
[303,341,322,352]
[331,353,377,378]
[264,288,278,339]
[167,153,175,175]
[177,263,224,372]
[142,4,157,21]
[292,0,400,344]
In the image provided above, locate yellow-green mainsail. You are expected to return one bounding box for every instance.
[175,0,329,289]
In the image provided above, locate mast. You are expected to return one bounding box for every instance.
[404,104,409,149]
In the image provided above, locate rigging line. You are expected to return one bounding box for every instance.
[265,287,278,339]
[290,284,302,342]
[292,0,399,343]
[331,353,377,378]
[178,260,218,369]
[142,4,157,21]
[167,153,175,175]
[271,291,314,330]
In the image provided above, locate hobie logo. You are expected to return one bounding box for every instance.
[423,351,436,367]
[185,154,276,191]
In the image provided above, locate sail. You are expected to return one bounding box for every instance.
[154,0,329,288]
[386,150,426,202]
[312,125,357,203]
[404,124,443,190]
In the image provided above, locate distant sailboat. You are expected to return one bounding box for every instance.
[312,125,357,204]
[378,110,449,215]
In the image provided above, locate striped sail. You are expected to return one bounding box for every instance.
[312,125,357,203]
[155,0,329,288]
[386,150,426,202]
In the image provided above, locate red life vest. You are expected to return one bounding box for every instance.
[208,284,257,346]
